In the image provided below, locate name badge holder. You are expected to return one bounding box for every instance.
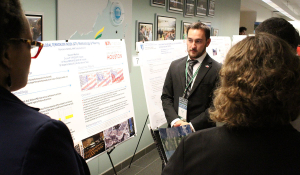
[178,61,201,120]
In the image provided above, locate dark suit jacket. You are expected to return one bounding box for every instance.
[161,54,221,131]
[0,87,90,175]
[162,125,300,175]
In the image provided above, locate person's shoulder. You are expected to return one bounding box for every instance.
[171,56,188,65]
[206,54,222,69]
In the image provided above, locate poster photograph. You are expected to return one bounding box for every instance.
[195,0,207,16]
[157,15,176,40]
[137,22,153,42]
[151,0,166,7]
[26,14,43,41]
[184,0,195,17]
[208,0,215,17]
[167,0,184,13]
[182,21,192,39]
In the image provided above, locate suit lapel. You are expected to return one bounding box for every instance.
[189,54,212,97]
[179,56,188,91]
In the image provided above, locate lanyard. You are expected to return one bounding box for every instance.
[183,60,201,97]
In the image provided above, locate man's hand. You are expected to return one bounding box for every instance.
[173,120,185,127]
[174,121,190,127]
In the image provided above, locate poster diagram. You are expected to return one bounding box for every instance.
[14,39,136,161]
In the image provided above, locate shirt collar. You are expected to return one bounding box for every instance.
[187,52,207,64]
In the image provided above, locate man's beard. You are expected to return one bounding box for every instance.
[188,47,206,59]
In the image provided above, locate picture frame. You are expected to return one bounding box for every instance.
[25,14,43,41]
[183,0,195,17]
[181,21,192,39]
[200,21,211,29]
[156,15,176,40]
[167,0,184,13]
[151,0,166,7]
[207,0,215,17]
[213,28,219,36]
[200,21,212,36]
[195,0,207,17]
[137,22,153,42]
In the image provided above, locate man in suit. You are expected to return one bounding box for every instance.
[161,22,221,131]
[162,32,300,175]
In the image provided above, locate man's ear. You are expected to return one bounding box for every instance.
[206,38,211,47]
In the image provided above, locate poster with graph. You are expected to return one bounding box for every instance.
[13,39,136,161]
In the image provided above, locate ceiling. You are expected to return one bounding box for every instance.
[241,0,300,21]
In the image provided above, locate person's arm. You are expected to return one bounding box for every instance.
[22,120,90,175]
[161,136,185,175]
[190,73,219,131]
[161,63,180,125]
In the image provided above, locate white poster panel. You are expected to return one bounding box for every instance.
[139,40,187,129]
[13,39,136,161]
[206,36,231,64]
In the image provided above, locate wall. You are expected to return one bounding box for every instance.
[21,0,242,174]
[21,0,57,41]
[240,11,257,34]
[241,0,280,22]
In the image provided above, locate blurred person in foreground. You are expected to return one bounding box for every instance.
[162,33,300,175]
[255,17,299,51]
[0,0,90,174]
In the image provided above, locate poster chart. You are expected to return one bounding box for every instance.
[139,40,187,129]
[206,36,231,64]
[13,39,136,162]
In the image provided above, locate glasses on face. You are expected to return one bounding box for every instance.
[9,38,43,59]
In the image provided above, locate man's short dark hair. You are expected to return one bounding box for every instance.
[0,0,24,57]
[255,17,299,49]
[187,22,210,40]
[239,27,247,33]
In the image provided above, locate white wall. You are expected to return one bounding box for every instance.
[241,0,280,22]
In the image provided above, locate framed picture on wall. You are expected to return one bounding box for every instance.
[151,0,166,7]
[207,0,215,17]
[181,21,192,39]
[156,15,176,40]
[213,28,219,36]
[183,0,195,17]
[25,14,43,41]
[195,0,207,17]
[200,21,211,29]
[137,22,153,42]
[167,0,184,13]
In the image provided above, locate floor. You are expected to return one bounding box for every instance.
[118,149,162,175]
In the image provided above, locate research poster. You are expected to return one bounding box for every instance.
[139,40,187,129]
[13,39,136,161]
[206,36,231,64]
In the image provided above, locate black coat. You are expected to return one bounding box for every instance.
[0,87,90,175]
[162,125,300,175]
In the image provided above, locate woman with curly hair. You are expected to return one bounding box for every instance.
[162,33,300,175]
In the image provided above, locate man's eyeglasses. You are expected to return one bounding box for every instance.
[9,38,43,59]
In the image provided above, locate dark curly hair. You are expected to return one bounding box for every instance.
[255,17,299,50]
[0,0,24,57]
[210,33,300,128]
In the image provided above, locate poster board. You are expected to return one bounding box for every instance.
[139,40,187,129]
[14,39,136,162]
[206,36,231,64]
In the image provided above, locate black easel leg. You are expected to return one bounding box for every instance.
[128,115,149,168]
[107,147,117,175]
